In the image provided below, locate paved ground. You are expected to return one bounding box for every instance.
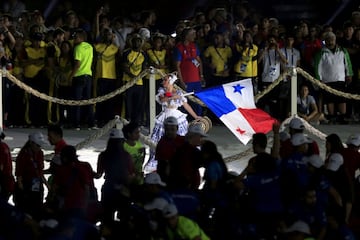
[3,120,359,173]
[2,120,359,203]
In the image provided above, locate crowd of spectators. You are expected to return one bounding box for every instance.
[1,0,360,239]
[0,0,359,129]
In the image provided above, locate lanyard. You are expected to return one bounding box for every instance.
[129,51,141,69]
[214,47,226,63]
[151,49,161,64]
[284,48,294,66]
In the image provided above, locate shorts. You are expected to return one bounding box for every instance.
[322,81,346,104]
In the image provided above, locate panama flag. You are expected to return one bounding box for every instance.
[195,78,276,145]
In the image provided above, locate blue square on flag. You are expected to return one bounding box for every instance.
[195,78,276,145]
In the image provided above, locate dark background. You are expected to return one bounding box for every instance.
[19,0,360,34]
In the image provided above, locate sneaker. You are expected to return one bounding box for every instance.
[75,126,81,131]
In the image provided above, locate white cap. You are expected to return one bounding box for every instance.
[326,153,344,171]
[346,134,360,147]
[162,203,178,218]
[285,220,311,235]
[144,197,169,211]
[289,117,305,130]
[304,154,324,168]
[291,133,312,146]
[188,123,208,137]
[164,116,178,126]
[109,128,124,139]
[29,132,47,147]
[144,172,166,186]
[139,28,150,40]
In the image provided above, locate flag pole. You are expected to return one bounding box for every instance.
[290,67,298,116]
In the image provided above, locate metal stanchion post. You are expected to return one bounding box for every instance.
[291,67,298,116]
[149,67,156,134]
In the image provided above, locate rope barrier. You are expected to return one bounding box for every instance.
[296,68,360,100]
[1,66,352,163]
[0,68,150,106]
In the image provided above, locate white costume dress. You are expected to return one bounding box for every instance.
[150,87,189,144]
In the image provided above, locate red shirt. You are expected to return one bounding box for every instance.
[54,139,67,155]
[301,38,322,66]
[155,135,186,164]
[280,138,320,160]
[0,142,13,178]
[54,161,93,211]
[175,42,201,83]
[15,147,44,184]
[341,147,360,180]
[0,141,15,193]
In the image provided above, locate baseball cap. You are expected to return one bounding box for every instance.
[326,153,344,171]
[285,220,311,235]
[291,133,312,146]
[162,203,178,218]
[346,134,360,147]
[109,128,124,139]
[164,116,178,126]
[279,131,290,142]
[188,123,208,137]
[144,172,166,186]
[29,132,47,147]
[304,154,324,168]
[144,197,169,211]
[289,117,305,130]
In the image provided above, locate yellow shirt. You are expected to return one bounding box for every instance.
[122,49,146,85]
[23,46,46,78]
[94,43,119,80]
[204,45,233,76]
[146,48,168,80]
[234,43,258,78]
